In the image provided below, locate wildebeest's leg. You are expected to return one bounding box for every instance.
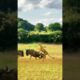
[42,55,46,61]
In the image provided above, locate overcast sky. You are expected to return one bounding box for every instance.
[18,0,62,26]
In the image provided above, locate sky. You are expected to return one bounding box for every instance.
[18,0,62,26]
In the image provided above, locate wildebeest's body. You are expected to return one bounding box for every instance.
[18,50,24,57]
[39,53,46,59]
[26,49,46,59]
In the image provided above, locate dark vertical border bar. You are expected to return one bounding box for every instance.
[63,0,80,80]
[0,0,17,80]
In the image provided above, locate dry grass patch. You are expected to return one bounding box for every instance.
[18,43,62,80]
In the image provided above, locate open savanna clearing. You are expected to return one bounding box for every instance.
[18,43,62,80]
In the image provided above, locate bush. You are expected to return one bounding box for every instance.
[18,31,62,43]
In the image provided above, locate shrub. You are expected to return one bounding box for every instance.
[18,31,62,43]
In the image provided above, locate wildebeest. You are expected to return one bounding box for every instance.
[26,49,46,59]
[39,52,46,59]
[18,50,24,57]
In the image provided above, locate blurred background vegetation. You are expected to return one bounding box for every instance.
[63,1,80,80]
[0,0,17,51]
[63,0,80,51]
[0,0,17,80]
[18,18,62,44]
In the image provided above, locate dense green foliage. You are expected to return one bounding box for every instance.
[18,31,62,43]
[18,18,62,32]
[47,23,62,31]
[18,18,34,31]
[18,18,62,43]
[34,23,45,32]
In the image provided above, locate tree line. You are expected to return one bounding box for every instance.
[18,18,62,43]
[18,18,62,32]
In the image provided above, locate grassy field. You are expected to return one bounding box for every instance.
[18,43,62,80]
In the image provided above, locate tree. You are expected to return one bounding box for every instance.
[47,23,62,31]
[18,18,34,31]
[18,28,28,42]
[34,23,45,32]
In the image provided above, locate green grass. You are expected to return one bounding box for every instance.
[29,31,62,35]
[18,43,62,80]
